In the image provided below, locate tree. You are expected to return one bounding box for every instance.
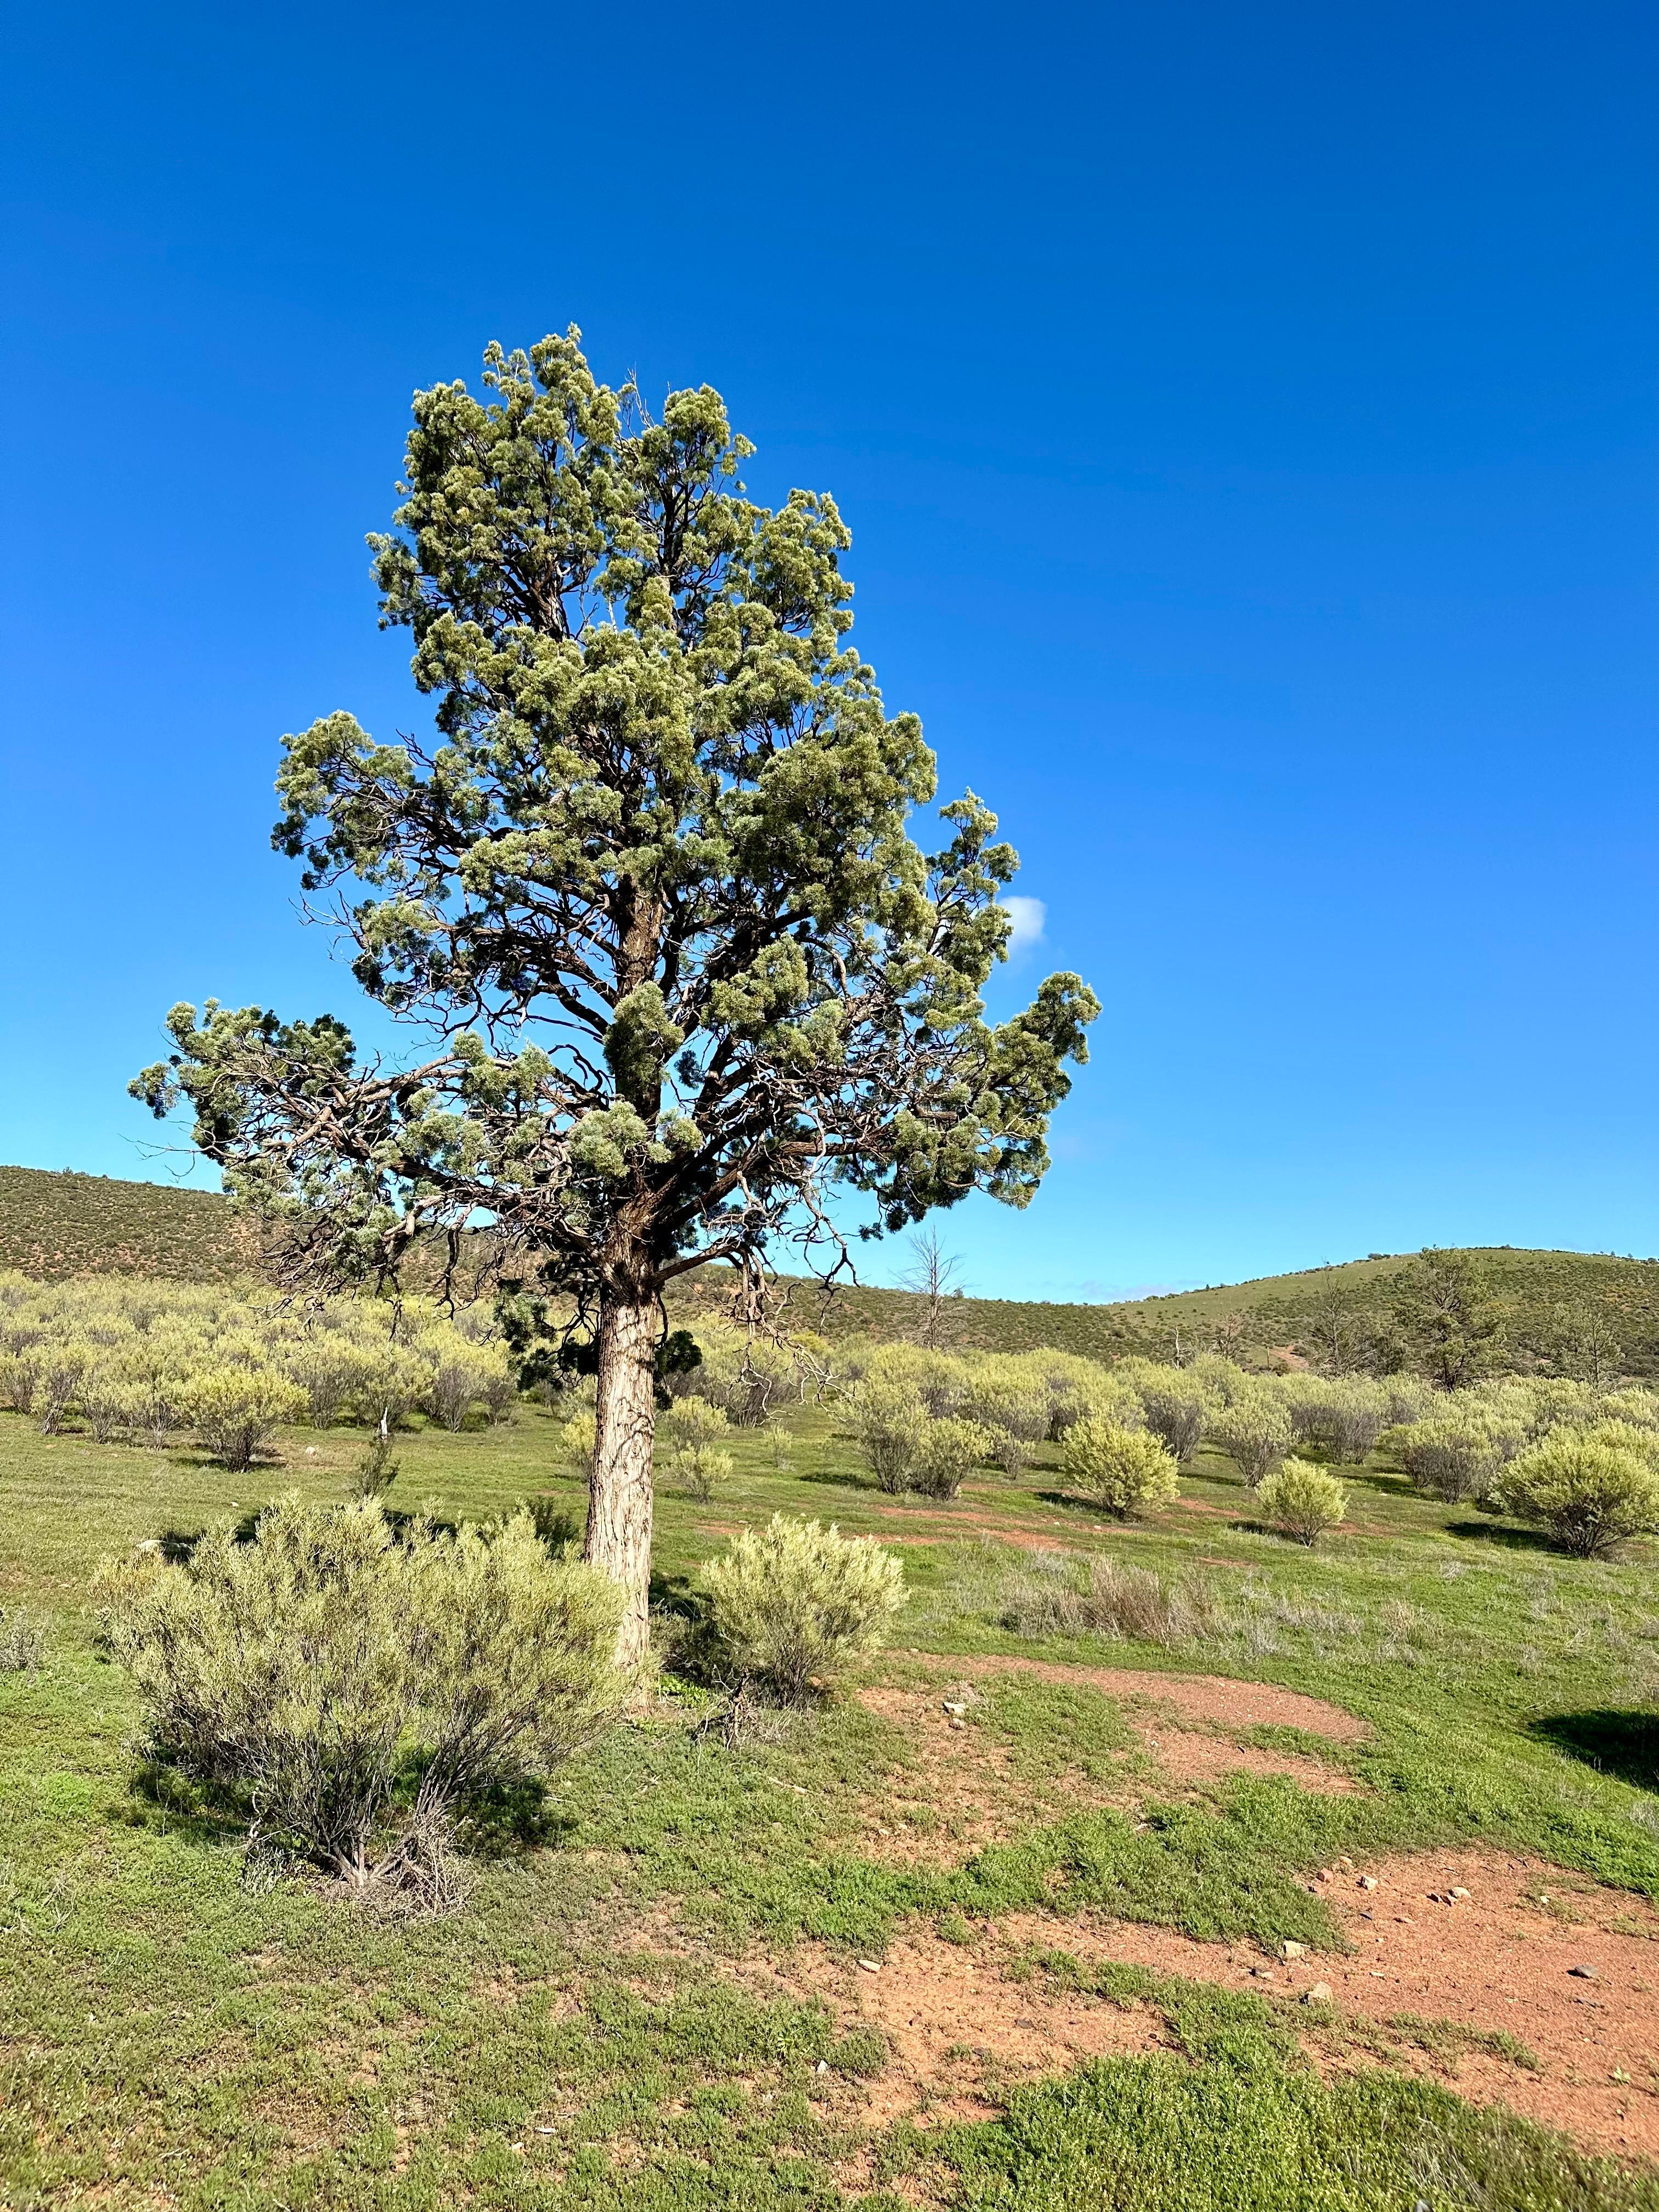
[133,331,1098,1668]
[900,1226,966,1348]
[1389,1249,1506,1390]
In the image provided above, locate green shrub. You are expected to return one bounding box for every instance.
[1496,1427,1659,1559]
[99,1497,622,1891]
[1210,1388,1293,1487]
[1324,1378,1388,1464]
[703,1515,906,1700]
[560,1410,598,1476]
[0,1605,45,1672]
[1600,1386,1659,1431]
[1060,1418,1180,1517]
[1255,1458,1347,1547]
[184,1365,308,1470]
[1391,1410,1505,1501]
[1000,1554,1215,1647]
[966,1358,1052,1476]
[1118,1362,1210,1465]
[911,1415,994,1499]
[846,1375,927,1493]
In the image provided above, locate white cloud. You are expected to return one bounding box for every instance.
[1001,895,1046,955]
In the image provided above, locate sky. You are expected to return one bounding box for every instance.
[1,0,1655,1300]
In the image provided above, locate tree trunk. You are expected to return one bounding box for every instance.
[584,1286,658,1675]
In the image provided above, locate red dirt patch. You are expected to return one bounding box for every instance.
[890,1649,1368,1743]
[765,1855,1659,2157]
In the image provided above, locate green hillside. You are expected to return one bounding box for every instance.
[2,1163,1654,1373]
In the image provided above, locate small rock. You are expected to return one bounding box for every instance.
[1302,1983,1334,2004]
[1280,1940,1307,1961]
[816,2059,829,2074]
[943,1701,968,1716]
[1336,1855,1354,1869]
[947,1717,967,1731]
[1358,1875,1378,1891]
[857,1958,882,1974]
[1568,1963,1598,1980]
[1316,1868,1333,1882]
[1451,1887,1470,1900]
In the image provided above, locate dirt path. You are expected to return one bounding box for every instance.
[758,1852,1659,2157]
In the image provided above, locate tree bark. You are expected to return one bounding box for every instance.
[584,1286,658,1674]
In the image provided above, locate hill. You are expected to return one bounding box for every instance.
[2,1164,1654,1373]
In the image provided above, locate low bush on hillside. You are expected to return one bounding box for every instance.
[1255,1458,1347,1547]
[1000,1554,1215,1647]
[99,1498,623,1903]
[1391,1410,1506,1502]
[911,1415,995,1499]
[703,1516,905,1701]
[1496,1426,1659,1560]
[1060,1418,1181,1517]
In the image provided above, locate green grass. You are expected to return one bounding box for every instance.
[3,1392,1659,2205]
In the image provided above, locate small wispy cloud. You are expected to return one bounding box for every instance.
[1002,895,1046,955]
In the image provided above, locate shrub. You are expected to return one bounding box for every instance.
[703,1515,906,1700]
[100,1497,622,1890]
[911,1415,994,1499]
[1119,1362,1210,1465]
[967,1359,1053,1477]
[1324,1379,1388,1464]
[35,1338,89,1434]
[846,1375,927,1493]
[185,1365,308,1470]
[560,1411,598,1476]
[1496,1427,1659,1559]
[1060,1418,1180,1518]
[1255,1458,1347,1546]
[1210,1388,1293,1487]
[674,1443,735,1503]
[1391,1410,1505,1502]
[1600,1387,1659,1431]
[1000,1553,1214,1647]
[285,1335,376,1428]
[0,1605,45,1672]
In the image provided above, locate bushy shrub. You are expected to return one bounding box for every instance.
[967,1358,1053,1476]
[1324,1379,1388,1464]
[1391,1410,1505,1502]
[1381,1375,1437,1427]
[911,1415,993,1499]
[1255,1458,1347,1546]
[185,1366,308,1470]
[99,1497,622,1890]
[999,1553,1214,1646]
[1280,1375,1335,1449]
[1496,1426,1659,1559]
[1060,1418,1180,1518]
[1600,1387,1659,1432]
[34,1339,89,1434]
[703,1515,906,1700]
[1118,1362,1210,1465]
[846,1375,927,1493]
[1210,1387,1293,1487]
[560,1411,598,1477]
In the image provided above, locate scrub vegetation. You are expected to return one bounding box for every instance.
[3,1251,1659,2209]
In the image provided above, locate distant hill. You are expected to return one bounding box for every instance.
[1,1164,1653,1373]
[0,1166,261,1283]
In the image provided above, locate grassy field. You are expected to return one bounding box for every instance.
[3,1380,1658,2208]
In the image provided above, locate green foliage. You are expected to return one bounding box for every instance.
[999,1555,1216,1647]
[1254,1458,1347,1547]
[182,1364,308,1470]
[1060,1418,1181,1517]
[1209,1385,1293,1487]
[99,1497,622,1886]
[1116,1361,1212,1464]
[911,1413,994,1499]
[1391,1407,1508,1502]
[703,1515,905,1699]
[1388,1248,1509,1387]
[1498,1425,1659,1559]
[846,1371,927,1492]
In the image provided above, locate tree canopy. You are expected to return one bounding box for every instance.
[134,328,1098,1658]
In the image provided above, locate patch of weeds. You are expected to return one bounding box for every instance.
[828,2025,889,2077]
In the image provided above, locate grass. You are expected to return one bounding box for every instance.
[3,1384,1659,2204]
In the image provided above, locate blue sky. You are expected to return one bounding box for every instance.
[1,1,1654,1299]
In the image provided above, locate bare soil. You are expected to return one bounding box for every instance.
[758,1853,1659,2158]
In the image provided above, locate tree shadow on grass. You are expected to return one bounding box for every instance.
[1529,1712,1659,1793]
[1445,1520,1558,1554]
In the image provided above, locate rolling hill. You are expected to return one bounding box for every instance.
[1,1164,1654,1373]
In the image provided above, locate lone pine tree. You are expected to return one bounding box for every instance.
[135,331,1098,1667]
